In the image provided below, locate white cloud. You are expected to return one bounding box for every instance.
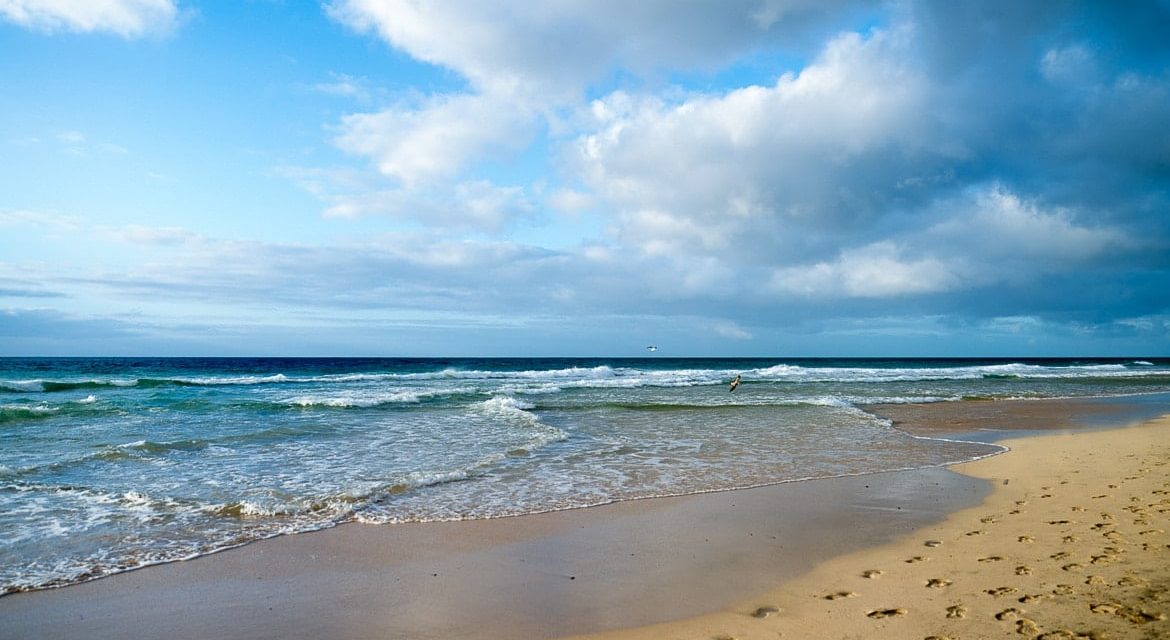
[927,185,1128,265]
[770,241,957,298]
[0,0,179,37]
[334,92,533,187]
[573,27,937,265]
[326,0,860,101]
[322,0,881,235]
[548,188,594,214]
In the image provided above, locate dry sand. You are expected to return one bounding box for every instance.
[570,415,1170,640]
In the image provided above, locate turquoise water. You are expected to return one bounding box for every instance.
[1,357,1168,593]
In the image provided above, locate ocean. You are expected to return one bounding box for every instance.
[2,356,1168,594]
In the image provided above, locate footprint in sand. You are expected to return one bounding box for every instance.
[1048,520,1071,525]
[995,607,1026,621]
[1052,584,1076,595]
[1050,551,1070,560]
[981,515,999,523]
[925,540,943,548]
[924,636,953,640]
[925,578,952,589]
[866,608,907,619]
[1139,529,1164,535]
[1062,563,1084,572]
[824,591,857,600]
[1009,509,1022,515]
[1071,506,1087,512]
[1090,602,1167,623]
[862,570,884,579]
[1091,555,1113,565]
[965,530,986,537]
[945,604,967,619]
[1016,500,1029,506]
[1016,618,1041,635]
[1018,594,1046,604]
[1019,535,1035,543]
[1118,576,1148,587]
[987,587,1019,597]
[751,605,780,618]
[1092,494,1109,499]
[1085,575,1107,586]
[1063,535,1080,543]
[1041,494,1054,499]
[905,556,928,564]
[1016,565,1033,576]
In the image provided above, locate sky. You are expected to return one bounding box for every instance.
[1,0,1168,357]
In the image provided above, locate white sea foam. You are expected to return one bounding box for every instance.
[0,380,47,392]
[184,373,289,386]
[0,403,58,416]
[286,391,423,408]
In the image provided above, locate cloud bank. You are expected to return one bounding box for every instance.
[2,0,1167,355]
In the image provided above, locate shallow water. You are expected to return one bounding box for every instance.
[1,356,1167,593]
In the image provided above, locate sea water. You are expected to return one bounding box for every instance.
[1,357,1168,593]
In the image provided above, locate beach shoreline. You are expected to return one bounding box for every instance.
[572,406,1170,640]
[2,396,1168,639]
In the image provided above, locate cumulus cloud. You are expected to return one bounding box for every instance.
[334,92,534,187]
[0,0,179,37]
[926,186,1129,267]
[770,241,956,298]
[321,0,880,229]
[575,27,938,261]
[326,0,867,100]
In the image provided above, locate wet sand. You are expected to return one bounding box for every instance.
[573,410,1170,640]
[1,397,1167,639]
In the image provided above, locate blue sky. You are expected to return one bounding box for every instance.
[1,1,1168,357]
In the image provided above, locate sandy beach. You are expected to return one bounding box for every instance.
[573,410,1170,640]
[2,398,1168,640]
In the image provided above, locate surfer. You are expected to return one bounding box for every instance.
[729,374,741,392]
